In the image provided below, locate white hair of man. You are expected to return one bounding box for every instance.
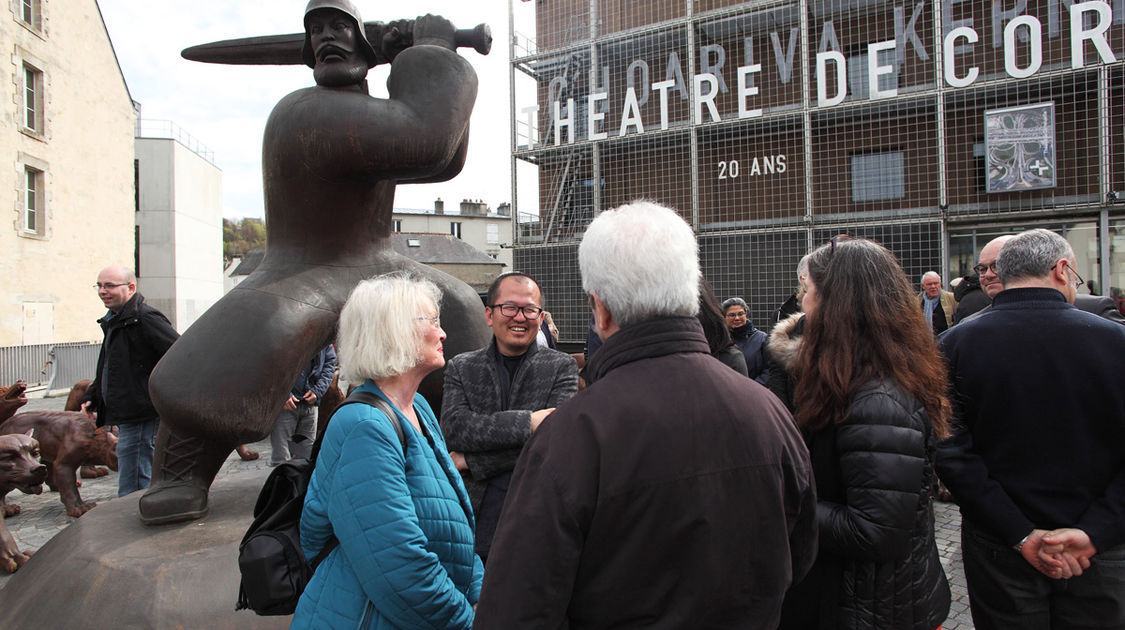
[996,228,1075,285]
[337,273,442,382]
[921,271,941,283]
[579,200,700,328]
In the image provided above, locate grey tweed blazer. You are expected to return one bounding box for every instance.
[440,339,579,511]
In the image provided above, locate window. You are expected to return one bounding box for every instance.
[19,0,41,30]
[23,63,44,134]
[23,166,44,235]
[392,219,402,232]
[450,221,462,239]
[846,47,898,101]
[850,151,904,202]
[487,223,500,245]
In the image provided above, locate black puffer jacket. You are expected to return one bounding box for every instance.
[780,379,950,630]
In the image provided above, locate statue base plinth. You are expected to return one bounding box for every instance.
[0,466,288,629]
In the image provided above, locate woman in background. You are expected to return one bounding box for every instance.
[721,296,769,383]
[292,274,482,630]
[779,237,951,630]
[699,279,748,376]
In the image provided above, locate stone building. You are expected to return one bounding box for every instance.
[1,0,135,346]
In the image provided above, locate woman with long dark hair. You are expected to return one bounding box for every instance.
[779,237,952,630]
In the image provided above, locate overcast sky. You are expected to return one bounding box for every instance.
[98,1,520,220]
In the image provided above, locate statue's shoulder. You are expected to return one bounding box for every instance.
[267,86,371,123]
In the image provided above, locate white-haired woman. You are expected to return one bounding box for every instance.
[292,274,482,630]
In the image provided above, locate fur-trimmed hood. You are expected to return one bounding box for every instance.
[767,312,805,374]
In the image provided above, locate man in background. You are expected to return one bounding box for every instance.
[937,229,1125,628]
[270,343,336,466]
[81,266,178,497]
[441,272,578,563]
[919,271,957,333]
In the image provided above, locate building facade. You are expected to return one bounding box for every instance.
[509,0,1125,343]
[135,123,224,332]
[1,0,135,346]
[393,198,514,269]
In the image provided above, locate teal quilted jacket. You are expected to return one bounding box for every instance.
[292,381,483,629]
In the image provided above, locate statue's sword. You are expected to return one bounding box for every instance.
[181,21,491,65]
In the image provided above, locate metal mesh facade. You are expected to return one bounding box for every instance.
[510,0,1125,343]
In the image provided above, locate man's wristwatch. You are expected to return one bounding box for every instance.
[1014,535,1030,552]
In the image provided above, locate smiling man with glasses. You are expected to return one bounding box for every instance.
[80,266,179,498]
[440,272,579,564]
[936,228,1125,629]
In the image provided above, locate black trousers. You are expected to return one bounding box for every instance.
[961,518,1125,630]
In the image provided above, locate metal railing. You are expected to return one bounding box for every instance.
[46,343,99,392]
[135,118,216,165]
[0,342,98,390]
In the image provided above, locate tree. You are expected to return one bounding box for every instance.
[223,217,266,262]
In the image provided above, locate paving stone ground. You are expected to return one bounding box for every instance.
[0,391,974,628]
[0,391,272,592]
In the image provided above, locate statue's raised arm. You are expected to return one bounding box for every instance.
[139,0,492,526]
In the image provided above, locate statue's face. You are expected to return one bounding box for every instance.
[307,9,368,87]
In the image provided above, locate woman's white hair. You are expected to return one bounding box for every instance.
[337,273,442,382]
[579,200,700,327]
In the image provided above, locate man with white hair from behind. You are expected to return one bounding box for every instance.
[474,200,817,629]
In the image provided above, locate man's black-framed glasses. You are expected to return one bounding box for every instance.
[973,262,998,275]
[1049,261,1085,289]
[490,303,543,318]
[93,282,129,290]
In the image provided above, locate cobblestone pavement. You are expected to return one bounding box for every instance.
[0,392,974,628]
[0,391,272,592]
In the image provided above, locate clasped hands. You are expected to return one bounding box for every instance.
[1019,528,1097,580]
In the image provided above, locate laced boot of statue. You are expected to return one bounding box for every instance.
[138,425,231,525]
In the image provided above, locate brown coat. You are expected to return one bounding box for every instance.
[475,317,817,629]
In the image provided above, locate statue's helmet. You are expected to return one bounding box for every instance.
[301,0,379,69]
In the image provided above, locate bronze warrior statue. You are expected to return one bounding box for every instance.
[139,0,491,525]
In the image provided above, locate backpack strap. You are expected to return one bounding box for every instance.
[308,389,407,465]
[304,388,408,570]
[342,390,407,454]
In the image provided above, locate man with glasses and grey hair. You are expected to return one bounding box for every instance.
[475,201,816,629]
[440,272,578,564]
[936,228,1125,629]
[962,233,1123,325]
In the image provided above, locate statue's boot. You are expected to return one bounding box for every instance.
[138,425,232,525]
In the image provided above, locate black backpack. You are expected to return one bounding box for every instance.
[235,390,406,616]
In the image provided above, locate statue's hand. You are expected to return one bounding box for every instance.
[379,19,413,63]
[412,14,456,51]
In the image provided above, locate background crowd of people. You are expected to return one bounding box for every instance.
[283,208,1124,630]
